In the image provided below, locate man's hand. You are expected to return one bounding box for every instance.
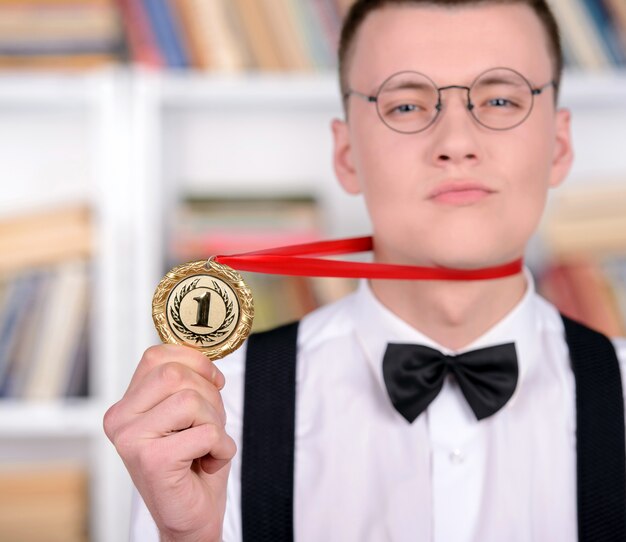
[104,344,236,542]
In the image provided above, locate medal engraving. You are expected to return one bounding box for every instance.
[152,260,254,360]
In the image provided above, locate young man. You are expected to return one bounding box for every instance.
[105,1,626,541]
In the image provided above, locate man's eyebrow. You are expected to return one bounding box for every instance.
[379,80,433,92]
[474,75,524,86]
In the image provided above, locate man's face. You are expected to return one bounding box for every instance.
[332,3,573,269]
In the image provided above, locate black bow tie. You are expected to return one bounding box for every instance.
[382,342,519,422]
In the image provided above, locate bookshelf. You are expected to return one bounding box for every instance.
[1,67,625,542]
[0,70,134,542]
[0,1,625,540]
[128,69,372,345]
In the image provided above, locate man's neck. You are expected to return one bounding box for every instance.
[369,272,528,351]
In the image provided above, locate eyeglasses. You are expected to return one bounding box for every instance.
[343,67,556,134]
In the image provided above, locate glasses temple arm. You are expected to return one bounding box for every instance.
[531,80,558,96]
[344,89,378,102]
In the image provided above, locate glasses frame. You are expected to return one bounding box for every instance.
[343,67,557,134]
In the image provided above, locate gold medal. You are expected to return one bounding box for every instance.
[152,259,254,360]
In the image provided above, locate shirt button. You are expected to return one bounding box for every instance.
[449,449,465,464]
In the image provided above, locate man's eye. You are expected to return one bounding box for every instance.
[393,103,421,113]
[487,97,516,107]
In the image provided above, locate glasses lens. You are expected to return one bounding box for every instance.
[376,72,439,133]
[470,68,533,130]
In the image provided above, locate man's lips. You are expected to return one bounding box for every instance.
[428,180,496,204]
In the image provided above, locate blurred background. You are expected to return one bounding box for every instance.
[0,0,624,540]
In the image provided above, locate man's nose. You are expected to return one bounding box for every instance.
[429,90,481,165]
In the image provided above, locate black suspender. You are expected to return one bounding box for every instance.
[241,316,626,542]
[241,321,299,542]
[562,315,626,542]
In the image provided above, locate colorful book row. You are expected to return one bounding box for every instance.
[1,0,625,72]
[0,260,90,400]
[118,0,352,71]
[550,0,626,69]
[0,0,123,70]
[117,0,626,72]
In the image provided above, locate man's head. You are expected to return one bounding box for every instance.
[331,0,573,271]
[339,0,564,110]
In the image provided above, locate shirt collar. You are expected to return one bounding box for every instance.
[350,267,540,413]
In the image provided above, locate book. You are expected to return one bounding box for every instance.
[23,260,90,400]
[0,5,120,43]
[0,53,115,69]
[581,0,626,65]
[541,183,626,258]
[142,0,188,68]
[0,206,92,399]
[538,258,625,338]
[117,0,163,67]
[0,1,124,70]
[308,0,342,69]
[112,0,361,72]
[567,259,624,337]
[0,463,88,542]
[169,196,322,261]
[605,0,626,53]
[175,0,249,71]
[0,270,51,398]
[1,0,112,3]
[231,0,285,70]
[0,273,41,396]
[0,204,93,275]
[65,314,90,397]
[259,0,312,71]
[549,0,612,69]
[170,0,205,69]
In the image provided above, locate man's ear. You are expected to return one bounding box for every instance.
[331,118,361,194]
[549,108,574,189]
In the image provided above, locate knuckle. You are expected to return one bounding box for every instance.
[141,344,166,368]
[175,388,204,412]
[211,365,225,387]
[225,434,237,456]
[159,362,187,388]
[200,421,221,442]
[102,404,119,438]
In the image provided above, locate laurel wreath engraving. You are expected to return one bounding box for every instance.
[153,259,253,360]
[170,278,236,345]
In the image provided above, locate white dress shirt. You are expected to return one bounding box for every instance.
[131,269,626,542]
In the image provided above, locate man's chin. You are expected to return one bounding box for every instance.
[427,248,522,271]
[374,237,523,270]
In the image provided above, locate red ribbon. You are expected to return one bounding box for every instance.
[213,236,523,281]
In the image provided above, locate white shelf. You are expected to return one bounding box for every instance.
[0,400,105,437]
[0,68,134,542]
[560,70,626,108]
[159,70,342,108]
[1,66,625,542]
[0,70,115,107]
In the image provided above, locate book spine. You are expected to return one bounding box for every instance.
[581,0,626,66]
[142,0,188,68]
[604,0,626,55]
[549,0,611,69]
[117,0,163,67]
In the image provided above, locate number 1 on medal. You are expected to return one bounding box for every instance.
[193,291,212,328]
